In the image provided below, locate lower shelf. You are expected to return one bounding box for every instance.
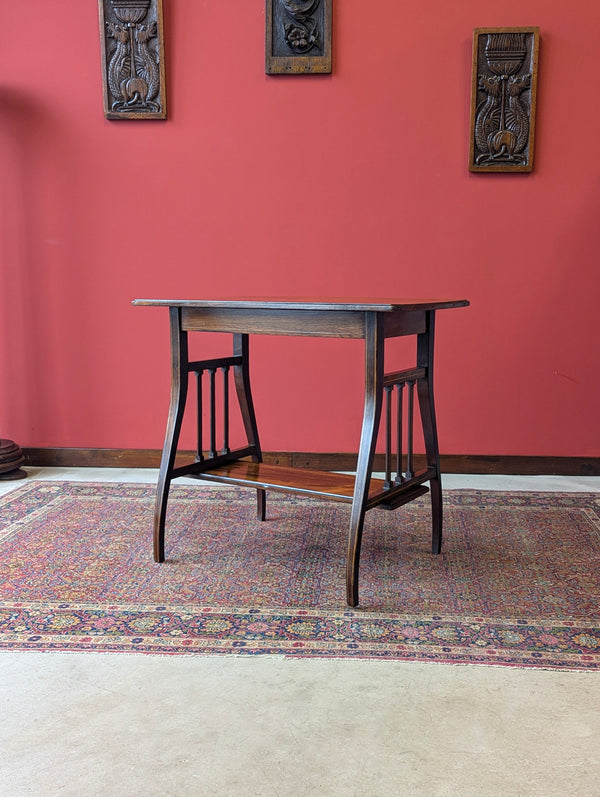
[192,461,365,501]
[189,460,434,507]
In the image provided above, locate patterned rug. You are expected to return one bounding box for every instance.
[0,481,598,669]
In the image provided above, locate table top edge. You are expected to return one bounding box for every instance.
[132,298,470,312]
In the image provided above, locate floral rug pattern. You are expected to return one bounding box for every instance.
[0,482,598,669]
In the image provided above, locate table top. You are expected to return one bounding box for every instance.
[133,297,470,312]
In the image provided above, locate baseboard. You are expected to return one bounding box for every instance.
[21,448,600,476]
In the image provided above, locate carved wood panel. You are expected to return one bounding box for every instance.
[98,0,167,120]
[266,0,332,74]
[469,27,539,172]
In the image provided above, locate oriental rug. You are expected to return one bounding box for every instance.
[0,481,598,670]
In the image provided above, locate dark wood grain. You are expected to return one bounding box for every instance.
[193,461,383,501]
[181,307,367,338]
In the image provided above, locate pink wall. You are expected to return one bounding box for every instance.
[1,2,598,458]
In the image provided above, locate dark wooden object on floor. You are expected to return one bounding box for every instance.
[0,436,27,480]
[133,297,469,607]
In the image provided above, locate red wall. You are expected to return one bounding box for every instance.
[1,2,598,458]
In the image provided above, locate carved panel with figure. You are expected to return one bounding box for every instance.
[266,0,332,74]
[98,0,167,120]
[469,28,539,172]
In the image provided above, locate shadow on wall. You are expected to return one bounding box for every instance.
[0,86,87,446]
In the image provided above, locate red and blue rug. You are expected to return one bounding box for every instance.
[0,481,598,669]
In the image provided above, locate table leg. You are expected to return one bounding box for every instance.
[417,311,443,554]
[153,307,189,562]
[346,313,385,607]
[233,333,266,521]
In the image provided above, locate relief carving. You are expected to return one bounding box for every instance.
[469,28,539,172]
[281,1,321,54]
[98,0,167,120]
[266,0,332,74]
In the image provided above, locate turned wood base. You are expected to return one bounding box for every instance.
[0,438,27,480]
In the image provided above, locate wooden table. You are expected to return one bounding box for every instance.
[133,297,469,606]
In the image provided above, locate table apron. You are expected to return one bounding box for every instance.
[180,307,427,338]
[384,310,427,337]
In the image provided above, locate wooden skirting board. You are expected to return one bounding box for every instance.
[21,448,600,476]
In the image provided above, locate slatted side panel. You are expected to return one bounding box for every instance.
[382,367,426,489]
[188,356,242,463]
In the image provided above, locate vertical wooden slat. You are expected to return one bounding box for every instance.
[384,386,393,488]
[394,383,404,485]
[221,366,230,455]
[208,368,216,458]
[406,380,415,479]
[196,370,204,462]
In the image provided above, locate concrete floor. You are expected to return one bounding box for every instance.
[1,468,599,797]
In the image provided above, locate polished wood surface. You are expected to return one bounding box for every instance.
[134,297,470,312]
[194,461,383,501]
[133,298,469,340]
